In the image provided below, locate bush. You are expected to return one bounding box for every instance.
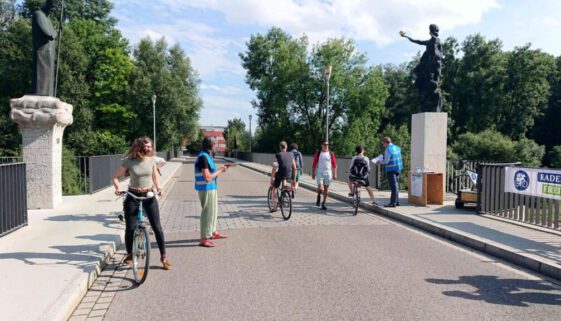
[451,129,544,166]
[62,146,85,195]
[546,146,561,168]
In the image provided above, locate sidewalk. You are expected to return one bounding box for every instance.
[226,157,561,282]
[0,158,183,321]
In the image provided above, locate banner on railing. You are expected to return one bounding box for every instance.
[504,167,561,200]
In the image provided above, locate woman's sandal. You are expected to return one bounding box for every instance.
[199,239,216,247]
[212,232,228,239]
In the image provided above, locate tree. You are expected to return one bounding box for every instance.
[498,44,557,139]
[224,118,248,151]
[240,27,388,155]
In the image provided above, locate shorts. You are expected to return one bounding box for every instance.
[293,169,301,182]
[273,172,287,188]
[316,170,332,187]
[349,175,370,187]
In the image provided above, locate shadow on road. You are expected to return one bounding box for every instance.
[426,275,561,307]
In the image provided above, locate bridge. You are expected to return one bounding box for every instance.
[1,155,560,321]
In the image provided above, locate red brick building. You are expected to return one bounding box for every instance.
[200,126,227,153]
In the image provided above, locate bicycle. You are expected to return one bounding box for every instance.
[119,190,154,284]
[267,180,293,220]
[349,178,367,216]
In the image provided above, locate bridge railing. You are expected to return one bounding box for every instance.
[477,163,561,231]
[0,163,27,237]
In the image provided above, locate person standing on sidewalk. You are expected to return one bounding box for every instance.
[289,143,303,197]
[377,137,403,207]
[112,136,171,270]
[312,140,337,210]
[195,137,231,247]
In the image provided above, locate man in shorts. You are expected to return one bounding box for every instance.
[312,140,337,210]
[270,141,297,212]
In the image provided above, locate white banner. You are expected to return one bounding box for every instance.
[504,167,561,200]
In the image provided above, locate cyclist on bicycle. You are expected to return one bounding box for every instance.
[348,145,378,205]
[289,143,303,197]
[112,136,171,270]
[270,141,297,212]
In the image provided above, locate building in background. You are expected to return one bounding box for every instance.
[200,125,227,153]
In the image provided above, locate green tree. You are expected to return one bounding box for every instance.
[546,146,561,168]
[498,44,557,139]
[224,118,249,151]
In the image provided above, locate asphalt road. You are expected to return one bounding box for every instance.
[100,160,561,321]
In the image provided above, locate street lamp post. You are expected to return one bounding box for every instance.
[152,94,157,151]
[249,114,252,154]
[324,65,332,142]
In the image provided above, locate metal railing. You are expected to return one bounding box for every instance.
[477,163,561,231]
[446,160,479,194]
[235,152,383,190]
[0,163,27,237]
[0,157,23,164]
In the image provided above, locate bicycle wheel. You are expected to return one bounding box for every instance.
[267,186,274,211]
[132,227,150,284]
[353,187,360,216]
[280,190,292,220]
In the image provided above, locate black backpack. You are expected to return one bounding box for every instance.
[350,157,369,178]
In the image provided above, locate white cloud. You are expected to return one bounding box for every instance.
[155,0,499,46]
[200,84,242,95]
[543,16,560,27]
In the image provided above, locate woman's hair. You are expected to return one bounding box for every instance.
[355,145,364,154]
[126,136,155,159]
[202,136,215,151]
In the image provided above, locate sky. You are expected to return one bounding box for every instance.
[112,0,561,130]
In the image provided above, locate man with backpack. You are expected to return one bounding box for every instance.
[348,145,378,205]
[290,143,303,198]
[312,140,337,210]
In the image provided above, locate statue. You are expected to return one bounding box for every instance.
[31,0,58,96]
[401,24,443,112]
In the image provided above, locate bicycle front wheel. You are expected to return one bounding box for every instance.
[267,186,274,211]
[280,190,292,220]
[353,187,360,216]
[132,227,150,284]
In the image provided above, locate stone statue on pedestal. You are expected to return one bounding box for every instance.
[401,24,443,112]
[31,0,58,96]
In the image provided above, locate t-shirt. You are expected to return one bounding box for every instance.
[275,151,294,178]
[317,151,332,173]
[122,156,155,188]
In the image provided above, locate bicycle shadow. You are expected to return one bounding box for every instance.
[426,275,561,307]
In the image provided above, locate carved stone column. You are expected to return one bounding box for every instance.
[10,95,73,209]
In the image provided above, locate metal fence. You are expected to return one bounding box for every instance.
[0,163,27,237]
[0,157,23,164]
[477,163,561,231]
[446,160,479,194]
[235,152,383,190]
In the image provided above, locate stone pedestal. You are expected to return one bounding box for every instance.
[10,95,73,209]
[410,112,447,198]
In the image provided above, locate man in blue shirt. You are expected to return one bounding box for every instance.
[377,137,403,207]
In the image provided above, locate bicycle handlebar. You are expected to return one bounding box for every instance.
[119,190,156,200]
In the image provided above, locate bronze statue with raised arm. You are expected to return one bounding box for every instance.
[401,24,443,112]
[31,0,58,96]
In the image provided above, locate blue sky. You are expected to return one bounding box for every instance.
[112,0,561,130]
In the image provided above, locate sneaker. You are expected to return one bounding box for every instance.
[161,258,172,270]
[372,201,379,206]
[123,254,132,266]
[316,194,321,207]
[384,203,396,208]
[321,203,327,210]
[348,193,354,197]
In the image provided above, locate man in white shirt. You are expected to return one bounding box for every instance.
[312,140,337,210]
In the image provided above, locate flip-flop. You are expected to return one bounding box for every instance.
[212,232,228,239]
[199,239,216,247]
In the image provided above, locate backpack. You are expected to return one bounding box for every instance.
[350,157,369,178]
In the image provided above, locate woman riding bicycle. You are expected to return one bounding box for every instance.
[112,136,171,270]
[348,145,378,205]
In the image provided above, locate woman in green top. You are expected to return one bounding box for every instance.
[112,137,171,270]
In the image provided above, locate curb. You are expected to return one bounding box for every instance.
[50,160,184,321]
[234,160,561,283]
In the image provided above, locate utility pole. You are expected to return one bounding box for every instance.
[152,94,157,151]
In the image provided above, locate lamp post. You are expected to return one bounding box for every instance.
[249,114,252,154]
[324,65,332,142]
[152,94,157,151]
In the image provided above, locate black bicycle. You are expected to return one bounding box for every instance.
[267,180,293,220]
[119,191,153,284]
[350,179,367,216]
